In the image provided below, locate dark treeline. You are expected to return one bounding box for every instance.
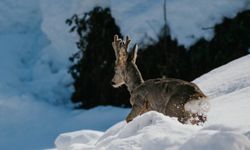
[67,7,130,108]
[67,7,250,109]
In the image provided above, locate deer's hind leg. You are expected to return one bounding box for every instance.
[165,95,189,124]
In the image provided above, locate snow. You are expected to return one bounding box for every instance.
[0,96,129,150]
[55,130,103,150]
[193,54,250,98]
[53,54,250,150]
[1,0,250,149]
[0,0,109,105]
[111,0,250,47]
[55,112,250,150]
[0,0,71,104]
[206,86,250,127]
[165,0,250,47]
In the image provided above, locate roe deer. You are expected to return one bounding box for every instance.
[111,35,210,125]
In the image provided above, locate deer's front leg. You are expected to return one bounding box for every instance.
[126,104,143,123]
[126,94,148,122]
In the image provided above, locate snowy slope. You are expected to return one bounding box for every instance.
[1,0,250,150]
[193,54,250,98]
[54,55,250,150]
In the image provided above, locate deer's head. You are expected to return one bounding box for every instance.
[111,35,138,88]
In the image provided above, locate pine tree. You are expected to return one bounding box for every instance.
[137,29,191,81]
[67,7,130,108]
[189,10,250,79]
[137,1,191,81]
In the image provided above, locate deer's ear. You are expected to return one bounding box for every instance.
[128,44,138,63]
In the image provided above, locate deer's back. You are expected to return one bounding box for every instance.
[131,78,206,116]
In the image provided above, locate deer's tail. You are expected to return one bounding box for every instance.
[184,97,210,124]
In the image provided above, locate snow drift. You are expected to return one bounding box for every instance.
[55,112,250,150]
[53,54,250,150]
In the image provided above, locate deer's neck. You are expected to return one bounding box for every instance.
[125,63,144,93]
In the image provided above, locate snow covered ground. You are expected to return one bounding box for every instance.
[0,99,129,150]
[1,0,250,150]
[53,54,250,150]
